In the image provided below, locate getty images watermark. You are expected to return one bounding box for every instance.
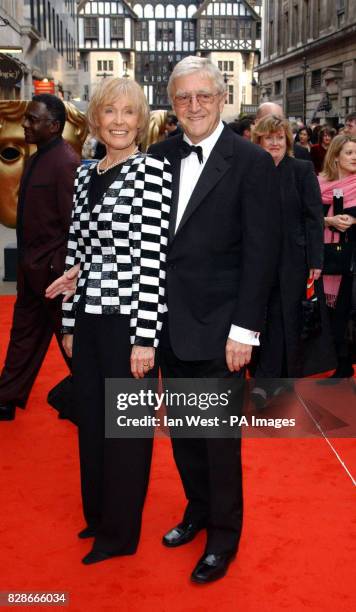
[105,378,355,439]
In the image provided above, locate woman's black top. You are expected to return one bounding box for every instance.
[88,162,124,211]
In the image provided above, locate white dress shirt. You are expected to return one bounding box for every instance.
[172,121,260,346]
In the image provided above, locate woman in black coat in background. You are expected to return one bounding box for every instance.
[251,115,336,405]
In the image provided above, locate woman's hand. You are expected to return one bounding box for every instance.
[45,264,80,301]
[309,269,322,281]
[130,346,155,379]
[325,214,354,232]
[63,334,73,358]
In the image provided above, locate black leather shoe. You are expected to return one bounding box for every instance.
[191,551,236,584]
[162,522,205,548]
[78,527,96,539]
[0,403,16,421]
[82,550,119,565]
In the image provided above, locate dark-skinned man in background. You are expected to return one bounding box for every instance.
[0,94,80,421]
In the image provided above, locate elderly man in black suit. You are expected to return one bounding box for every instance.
[148,57,280,583]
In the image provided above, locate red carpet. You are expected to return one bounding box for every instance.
[0,295,355,611]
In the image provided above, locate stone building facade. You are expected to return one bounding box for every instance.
[0,0,79,100]
[258,0,356,125]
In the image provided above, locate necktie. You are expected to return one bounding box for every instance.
[179,141,203,164]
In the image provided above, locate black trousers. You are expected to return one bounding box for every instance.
[72,307,154,555]
[0,266,70,408]
[328,275,353,369]
[159,321,243,555]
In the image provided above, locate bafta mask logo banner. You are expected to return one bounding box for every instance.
[0,54,24,87]
[0,101,88,228]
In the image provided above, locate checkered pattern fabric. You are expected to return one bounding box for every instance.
[62,154,171,347]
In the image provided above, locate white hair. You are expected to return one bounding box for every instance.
[167,56,226,101]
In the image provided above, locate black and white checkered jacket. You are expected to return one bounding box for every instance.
[62,153,171,347]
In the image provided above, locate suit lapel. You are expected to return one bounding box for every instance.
[174,126,233,238]
[164,138,183,243]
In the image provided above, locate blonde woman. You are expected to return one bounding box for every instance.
[52,78,171,564]
[319,134,356,380]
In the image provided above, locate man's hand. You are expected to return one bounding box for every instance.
[130,346,155,379]
[309,268,322,281]
[225,338,252,372]
[63,334,73,358]
[46,264,80,301]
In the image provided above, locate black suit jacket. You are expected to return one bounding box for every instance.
[149,126,280,361]
[293,142,311,161]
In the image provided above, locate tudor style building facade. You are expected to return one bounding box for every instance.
[77,0,262,117]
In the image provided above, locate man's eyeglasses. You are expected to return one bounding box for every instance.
[173,92,221,107]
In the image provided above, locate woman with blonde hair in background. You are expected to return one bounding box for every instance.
[318,134,356,381]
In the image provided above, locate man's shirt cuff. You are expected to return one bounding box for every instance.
[229,324,260,346]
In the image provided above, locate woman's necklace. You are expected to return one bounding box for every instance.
[96,147,139,175]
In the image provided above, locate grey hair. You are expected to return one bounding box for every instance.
[167,56,226,101]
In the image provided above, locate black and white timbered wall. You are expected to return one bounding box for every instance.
[78,0,261,109]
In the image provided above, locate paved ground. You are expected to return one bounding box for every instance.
[0,224,17,295]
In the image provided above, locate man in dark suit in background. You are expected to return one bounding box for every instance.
[0,94,80,421]
[149,57,280,584]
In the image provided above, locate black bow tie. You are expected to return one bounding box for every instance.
[179,141,203,164]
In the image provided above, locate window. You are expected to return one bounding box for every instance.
[183,21,195,42]
[311,69,321,89]
[60,20,63,55]
[256,21,261,40]
[269,20,274,53]
[36,0,41,33]
[157,21,175,42]
[239,20,252,40]
[111,17,124,39]
[215,19,238,40]
[200,18,213,38]
[284,12,289,49]
[84,17,99,39]
[136,21,148,41]
[345,96,350,115]
[303,0,310,41]
[287,75,303,93]
[218,61,234,73]
[274,80,282,95]
[97,60,114,72]
[336,0,345,26]
[52,8,56,47]
[292,4,299,46]
[48,2,51,43]
[42,0,46,37]
[228,84,234,105]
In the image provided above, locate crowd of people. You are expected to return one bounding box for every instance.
[0,57,355,584]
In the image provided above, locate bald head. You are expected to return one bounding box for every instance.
[256,102,284,121]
